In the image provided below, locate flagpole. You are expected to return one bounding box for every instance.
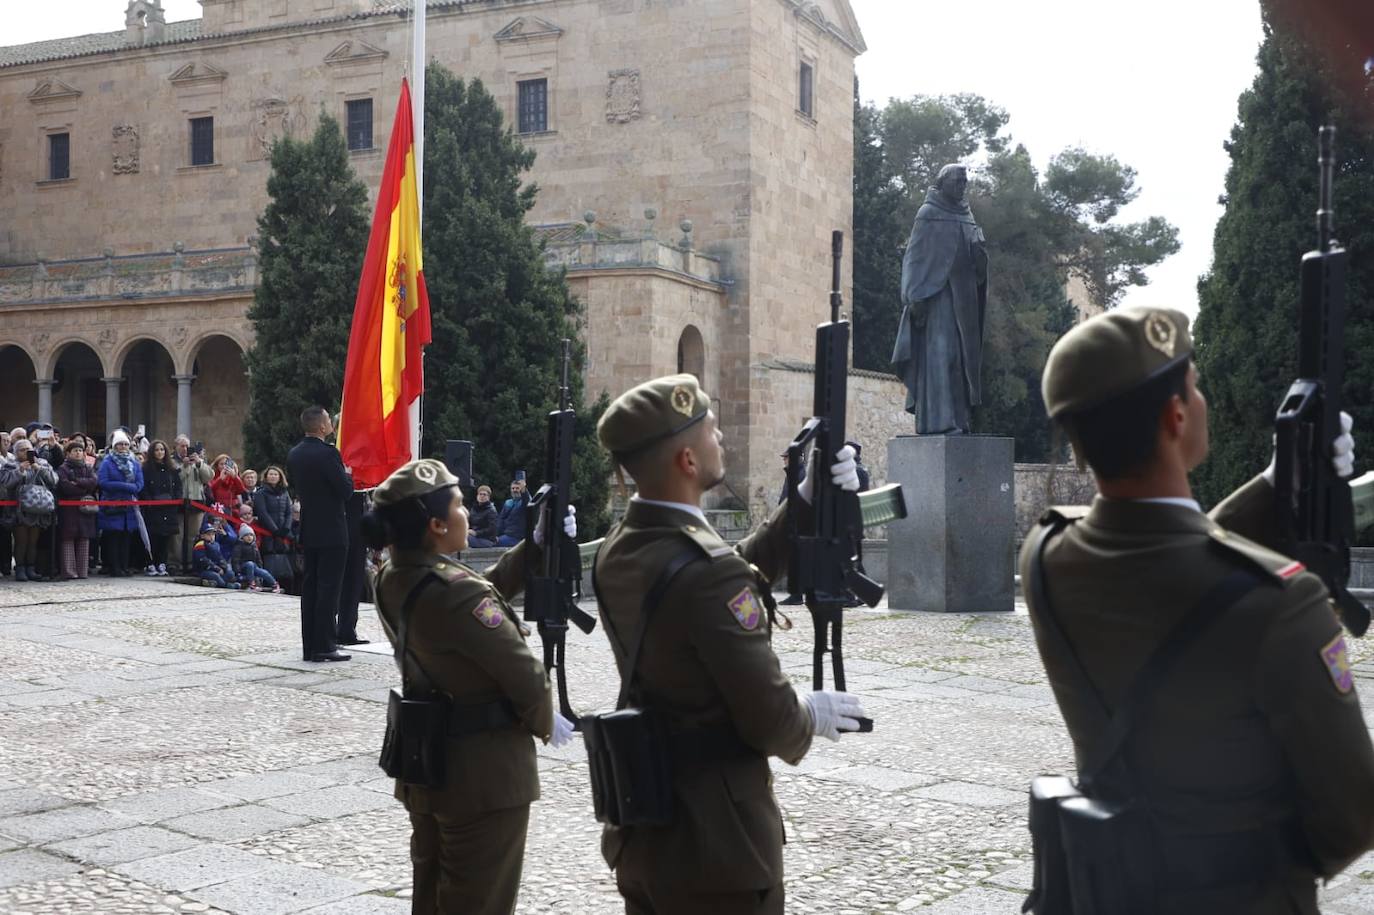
[409,0,426,461]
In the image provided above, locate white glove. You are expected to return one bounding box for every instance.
[1262,411,1355,484]
[550,710,576,748]
[533,504,577,546]
[800,690,866,741]
[798,445,861,504]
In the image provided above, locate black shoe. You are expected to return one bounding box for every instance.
[779,594,805,606]
[338,637,370,646]
[309,651,352,662]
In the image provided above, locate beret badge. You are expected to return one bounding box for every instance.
[1144,313,1177,358]
[670,385,695,417]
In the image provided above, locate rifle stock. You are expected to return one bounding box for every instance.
[525,340,595,725]
[1274,127,1368,636]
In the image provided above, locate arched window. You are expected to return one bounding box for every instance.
[677,325,705,379]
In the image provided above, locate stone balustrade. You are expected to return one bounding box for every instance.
[0,247,256,306]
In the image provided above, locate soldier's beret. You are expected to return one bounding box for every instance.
[1042,306,1194,418]
[598,374,711,459]
[372,458,459,507]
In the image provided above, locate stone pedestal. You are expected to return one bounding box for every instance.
[886,434,1015,613]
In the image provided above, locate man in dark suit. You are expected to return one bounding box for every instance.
[286,406,353,662]
[336,490,370,646]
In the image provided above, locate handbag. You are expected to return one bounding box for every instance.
[582,546,702,828]
[377,576,451,787]
[79,495,100,515]
[17,481,55,516]
[1021,515,1262,915]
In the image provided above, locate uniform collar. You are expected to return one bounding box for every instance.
[386,547,448,569]
[630,495,708,525]
[1085,495,1213,535]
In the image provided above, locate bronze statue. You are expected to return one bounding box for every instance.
[891,164,988,435]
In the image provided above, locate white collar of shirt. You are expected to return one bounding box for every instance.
[631,495,709,525]
[1131,496,1202,513]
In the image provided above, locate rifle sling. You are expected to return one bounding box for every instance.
[376,572,442,695]
[1027,518,1262,783]
[592,541,702,711]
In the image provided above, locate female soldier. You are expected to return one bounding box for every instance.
[361,458,575,915]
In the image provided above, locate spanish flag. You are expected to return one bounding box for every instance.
[339,78,431,488]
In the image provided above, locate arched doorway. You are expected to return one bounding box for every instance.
[118,339,177,445]
[0,345,38,430]
[188,335,249,460]
[50,342,108,444]
[677,325,705,379]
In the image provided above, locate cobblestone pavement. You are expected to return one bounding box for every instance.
[2,578,1374,913]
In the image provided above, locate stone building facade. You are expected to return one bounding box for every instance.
[0,0,907,519]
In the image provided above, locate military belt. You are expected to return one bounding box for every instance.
[668,724,759,767]
[448,699,519,737]
[1158,823,1303,890]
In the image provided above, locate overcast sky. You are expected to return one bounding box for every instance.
[850,0,1266,315]
[12,1,1266,315]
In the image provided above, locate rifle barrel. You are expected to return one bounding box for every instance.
[1319,126,1336,252]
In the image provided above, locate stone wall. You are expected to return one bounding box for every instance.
[1013,462,1097,539]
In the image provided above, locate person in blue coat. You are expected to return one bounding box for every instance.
[97,429,145,576]
[495,478,529,548]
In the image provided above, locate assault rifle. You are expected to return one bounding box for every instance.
[1274,127,1369,637]
[784,231,906,731]
[525,339,597,723]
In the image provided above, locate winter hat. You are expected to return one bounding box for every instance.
[12,438,33,454]
[110,429,131,448]
[239,524,255,539]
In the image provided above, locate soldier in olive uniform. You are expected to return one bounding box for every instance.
[1024,306,1374,913]
[363,459,577,915]
[593,374,868,915]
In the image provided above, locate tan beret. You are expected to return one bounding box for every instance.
[598,374,711,458]
[372,458,459,507]
[1043,306,1193,418]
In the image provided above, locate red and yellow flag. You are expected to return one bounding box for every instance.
[339,78,431,488]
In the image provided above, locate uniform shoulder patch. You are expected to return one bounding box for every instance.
[726,587,763,631]
[433,561,470,583]
[1322,633,1354,694]
[1206,526,1306,587]
[472,596,505,629]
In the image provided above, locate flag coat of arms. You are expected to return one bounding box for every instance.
[339,78,431,488]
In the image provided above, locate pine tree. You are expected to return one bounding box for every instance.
[420,64,612,535]
[1193,9,1374,508]
[851,84,905,372]
[243,114,370,467]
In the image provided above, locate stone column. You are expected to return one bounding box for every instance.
[173,374,195,440]
[34,378,56,425]
[102,377,123,437]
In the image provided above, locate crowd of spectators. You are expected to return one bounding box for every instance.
[0,422,302,592]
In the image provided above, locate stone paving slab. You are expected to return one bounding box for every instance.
[261,786,394,819]
[161,805,311,843]
[206,772,335,803]
[0,787,71,818]
[99,787,237,824]
[0,848,83,888]
[186,861,371,915]
[111,843,275,891]
[0,805,139,843]
[296,896,410,914]
[45,825,200,866]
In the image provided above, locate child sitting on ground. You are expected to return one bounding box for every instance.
[231,525,281,592]
[193,523,240,589]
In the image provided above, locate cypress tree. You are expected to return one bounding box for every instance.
[1193,8,1374,508]
[420,64,611,535]
[243,114,369,467]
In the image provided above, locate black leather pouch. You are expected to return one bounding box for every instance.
[380,687,451,788]
[583,708,673,827]
[1022,775,1078,915]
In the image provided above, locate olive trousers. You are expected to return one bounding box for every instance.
[617,878,785,915]
[408,804,529,915]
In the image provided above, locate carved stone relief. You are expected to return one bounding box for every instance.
[97,328,117,349]
[171,326,189,348]
[32,333,51,354]
[112,124,140,174]
[606,69,641,124]
[249,96,305,159]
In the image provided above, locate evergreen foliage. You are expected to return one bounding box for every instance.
[244,114,369,467]
[851,93,1178,460]
[1194,7,1374,508]
[419,64,612,535]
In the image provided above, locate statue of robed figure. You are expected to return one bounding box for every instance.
[891,164,988,435]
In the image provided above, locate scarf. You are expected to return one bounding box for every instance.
[918,187,978,225]
[108,450,136,482]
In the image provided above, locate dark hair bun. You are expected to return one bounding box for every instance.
[359,510,393,550]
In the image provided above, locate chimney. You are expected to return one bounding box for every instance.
[125,0,167,45]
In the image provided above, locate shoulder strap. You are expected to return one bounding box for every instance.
[377,572,442,694]
[596,545,703,711]
[1028,518,1263,786]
